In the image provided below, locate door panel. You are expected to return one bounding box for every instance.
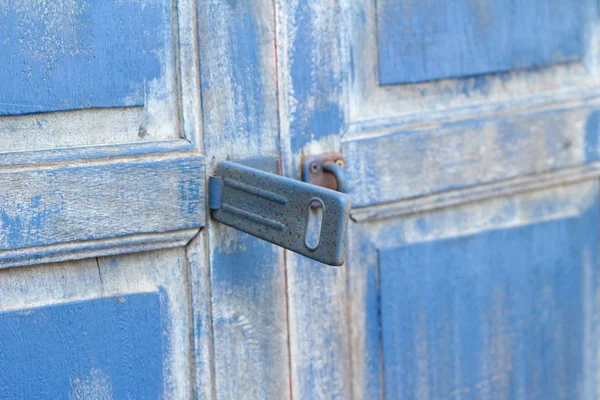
[376,0,591,85]
[345,0,600,125]
[381,197,598,398]
[346,105,600,207]
[0,0,181,150]
[349,182,600,399]
[0,293,165,398]
[0,0,203,270]
[0,249,193,398]
[0,153,202,268]
[0,1,171,115]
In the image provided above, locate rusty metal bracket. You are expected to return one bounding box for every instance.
[209,161,351,266]
[301,153,348,193]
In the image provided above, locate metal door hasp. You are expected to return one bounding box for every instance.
[209,161,351,266]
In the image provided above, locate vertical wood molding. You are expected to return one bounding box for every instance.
[276,0,352,398]
[196,0,291,398]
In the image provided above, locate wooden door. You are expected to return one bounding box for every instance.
[0,1,205,398]
[3,1,598,399]
[276,0,600,399]
[0,1,291,399]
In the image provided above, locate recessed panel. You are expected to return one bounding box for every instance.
[0,0,172,115]
[376,0,592,85]
[0,293,165,398]
[380,204,599,398]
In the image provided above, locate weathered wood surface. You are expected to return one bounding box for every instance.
[350,181,600,400]
[0,292,166,398]
[0,248,193,399]
[337,1,600,398]
[0,0,173,115]
[345,105,600,208]
[197,0,290,398]
[0,152,204,269]
[376,0,591,85]
[0,1,205,399]
[345,0,600,126]
[0,0,207,152]
[277,0,352,398]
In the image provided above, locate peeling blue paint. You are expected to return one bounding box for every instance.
[460,76,491,97]
[210,230,285,393]
[377,0,593,85]
[0,0,171,115]
[0,292,167,399]
[585,111,600,163]
[380,203,599,399]
[289,3,345,156]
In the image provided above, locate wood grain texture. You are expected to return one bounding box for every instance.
[0,0,206,152]
[197,0,290,398]
[198,0,279,161]
[0,152,204,269]
[351,159,600,222]
[0,292,166,399]
[344,0,600,127]
[376,0,591,85]
[345,104,600,207]
[351,181,599,400]
[186,232,216,400]
[276,0,352,398]
[379,186,599,399]
[0,140,194,167]
[0,248,193,399]
[0,0,172,115]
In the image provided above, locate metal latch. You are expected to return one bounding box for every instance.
[209,161,351,266]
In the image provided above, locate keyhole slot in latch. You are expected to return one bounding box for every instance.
[305,198,325,251]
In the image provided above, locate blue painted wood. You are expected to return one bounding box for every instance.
[345,105,600,208]
[283,0,346,156]
[379,205,599,398]
[197,0,291,396]
[0,0,171,115]
[277,0,352,396]
[0,152,204,268]
[348,226,383,400]
[0,292,166,399]
[210,230,288,397]
[376,0,593,85]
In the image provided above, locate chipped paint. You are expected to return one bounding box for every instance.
[70,367,112,400]
[0,0,181,151]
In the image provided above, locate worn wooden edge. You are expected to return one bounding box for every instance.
[346,86,600,140]
[0,228,198,269]
[345,222,382,400]
[345,103,600,208]
[0,149,205,269]
[176,0,203,150]
[185,231,216,400]
[0,139,194,167]
[351,161,600,222]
